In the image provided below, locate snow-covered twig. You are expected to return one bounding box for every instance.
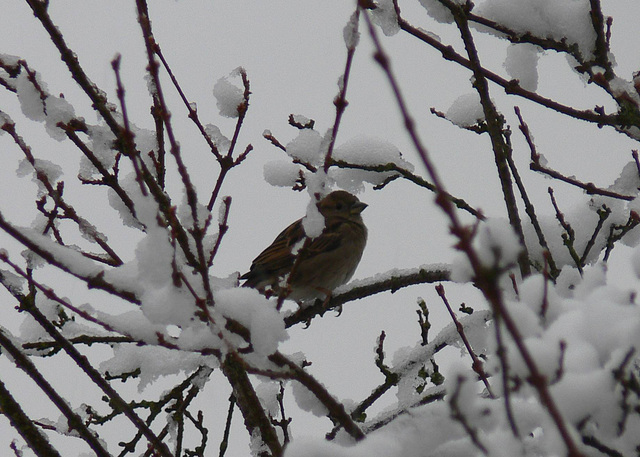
[391,0,624,129]
[436,284,494,397]
[1,117,124,266]
[449,375,488,455]
[362,6,585,455]
[208,69,253,211]
[0,328,112,457]
[284,264,451,327]
[25,0,124,137]
[442,0,530,277]
[509,107,559,277]
[322,5,362,174]
[330,158,484,218]
[268,352,366,441]
[536,162,636,201]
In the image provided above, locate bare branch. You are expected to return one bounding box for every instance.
[0,378,63,457]
[0,328,112,457]
[436,284,494,397]
[362,6,584,455]
[392,1,625,129]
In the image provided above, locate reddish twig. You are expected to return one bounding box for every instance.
[153,44,222,160]
[0,253,128,333]
[436,284,494,397]
[136,0,215,308]
[267,352,365,441]
[112,55,149,197]
[1,118,123,266]
[208,196,232,267]
[362,6,584,455]
[442,0,530,277]
[510,107,559,278]
[16,296,172,456]
[208,71,253,212]
[391,0,625,130]
[548,187,584,274]
[322,6,362,173]
[330,158,484,219]
[0,329,110,457]
[0,213,138,304]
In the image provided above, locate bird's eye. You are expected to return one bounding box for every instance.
[335,202,344,210]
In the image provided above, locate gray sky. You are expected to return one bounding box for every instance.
[2,1,640,455]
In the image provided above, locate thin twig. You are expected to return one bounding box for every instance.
[274,383,291,444]
[137,367,213,457]
[362,6,583,455]
[0,378,63,457]
[25,0,124,137]
[136,0,215,309]
[391,1,622,129]
[580,205,610,265]
[588,0,613,79]
[222,353,283,457]
[443,0,530,277]
[19,293,174,456]
[60,124,140,225]
[603,211,640,262]
[1,118,124,266]
[153,44,222,160]
[327,330,399,440]
[112,54,149,198]
[208,196,232,267]
[512,107,559,278]
[436,284,494,397]
[548,188,584,274]
[0,328,111,457]
[219,395,236,457]
[323,6,362,173]
[493,307,521,438]
[531,159,635,201]
[208,71,253,211]
[330,158,484,219]
[268,352,366,441]
[0,215,138,304]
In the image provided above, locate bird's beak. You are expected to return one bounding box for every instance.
[351,202,368,215]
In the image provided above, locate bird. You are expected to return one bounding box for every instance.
[241,190,368,303]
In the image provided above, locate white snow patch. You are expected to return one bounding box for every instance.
[213,68,245,118]
[475,0,596,59]
[286,129,323,165]
[215,287,287,356]
[291,381,329,417]
[301,196,325,238]
[504,43,540,91]
[446,93,485,127]
[371,0,400,36]
[205,124,231,152]
[264,160,303,188]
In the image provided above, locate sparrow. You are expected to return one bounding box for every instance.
[241,190,368,303]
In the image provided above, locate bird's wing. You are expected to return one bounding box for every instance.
[242,218,305,279]
[241,218,351,286]
[299,222,344,259]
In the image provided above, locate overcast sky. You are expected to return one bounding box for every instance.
[2,1,640,455]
